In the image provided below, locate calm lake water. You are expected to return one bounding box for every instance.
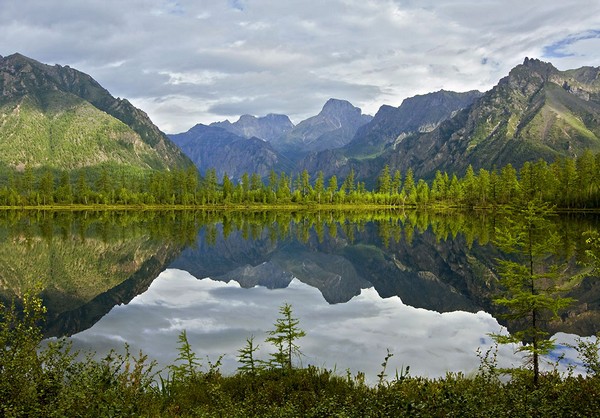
[1,210,598,381]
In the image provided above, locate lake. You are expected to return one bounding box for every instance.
[1,209,598,382]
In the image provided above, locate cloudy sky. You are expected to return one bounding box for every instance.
[2,1,600,133]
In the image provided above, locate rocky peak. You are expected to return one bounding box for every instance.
[211,112,293,142]
[501,58,560,95]
[263,113,293,124]
[321,98,360,115]
[238,114,257,124]
[318,98,365,126]
[0,53,107,100]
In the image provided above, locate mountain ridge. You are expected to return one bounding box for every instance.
[273,98,373,156]
[211,113,294,142]
[386,58,600,177]
[0,53,191,172]
[169,123,293,179]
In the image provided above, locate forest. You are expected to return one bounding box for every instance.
[0,149,599,209]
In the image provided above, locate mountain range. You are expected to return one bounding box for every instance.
[380,58,600,178]
[2,53,600,186]
[173,58,600,183]
[169,98,373,179]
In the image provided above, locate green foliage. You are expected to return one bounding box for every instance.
[491,200,575,385]
[170,330,203,381]
[0,96,176,172]
[570,334,600,376]
[0,147,599,209]
[237,335,263,375]
[266,302,306,370]
[0,292,160,416]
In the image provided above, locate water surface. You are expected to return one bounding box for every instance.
[1,210,597,380]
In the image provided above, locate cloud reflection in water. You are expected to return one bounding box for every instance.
[70,268,586,382]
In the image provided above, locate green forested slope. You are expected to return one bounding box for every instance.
[0,53,191,174]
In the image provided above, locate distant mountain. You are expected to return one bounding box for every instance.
[0,53,191,172]
[383,58,600,177]
[172,98,372,177]
[273,98,372,157]
[168,124,292,179]
[211,113,294,142]
[297,90,482,180]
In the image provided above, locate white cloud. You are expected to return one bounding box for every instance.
[1,0,599,132]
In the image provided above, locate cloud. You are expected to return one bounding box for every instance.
[1,0,599,132]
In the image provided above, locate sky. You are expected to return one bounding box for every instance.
[1,0,600,133]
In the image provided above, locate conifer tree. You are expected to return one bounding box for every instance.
[266,303,306,370]
[491,200,574,386]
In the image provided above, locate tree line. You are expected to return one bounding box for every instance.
[0,149,599,208]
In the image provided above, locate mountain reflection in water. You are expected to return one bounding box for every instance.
[1,209,598,379]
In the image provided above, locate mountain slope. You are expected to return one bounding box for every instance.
[169,124,293,179]
[346,90,483,158]
[385,58,600,177]
[0,53,190,171]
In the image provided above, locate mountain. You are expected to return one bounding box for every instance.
[299,59,600,181]
[168,124,292,179]
[345,90,483,158]
[211,113,294,142]
[273,98,373,157]
[170,98,371,178]
[297,90,482,181]
[384,58,600,177]
[0,53,190,172]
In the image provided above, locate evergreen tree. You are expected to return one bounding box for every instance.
[222,173,233,203]
[477,168,491,206]
[431,170,448,202]
[326,175,338,203]
[558,158,578,208]
[342,169,355,196]
[415,179,430,205]
[402,168,416,204]
[204,168,218,204]
[377,165,392,195]
[491,200,574,386]
[56,171,73,204]
[299,170,312,199]
[313,171,325,203]
[576,150,597,206]
[277,173,291,202]
[391,169,402,196]
[266,303,306,370]
[268,170,278,202]
[498,163,519,204]
[461,165,477,206]
[237,336,262,374]
[39,170,55,205]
